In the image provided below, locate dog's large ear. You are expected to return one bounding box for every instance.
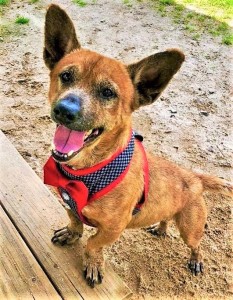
[44,4,80,70]
[127,49,185,109]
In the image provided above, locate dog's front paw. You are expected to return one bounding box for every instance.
[83,252,104,288]
[188,259,204,276]
[51,226,82,245]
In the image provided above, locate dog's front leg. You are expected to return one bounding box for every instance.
[52,208,83,245]
[83,227,124,288]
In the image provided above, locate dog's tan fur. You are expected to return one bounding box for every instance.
[44,4,233,287]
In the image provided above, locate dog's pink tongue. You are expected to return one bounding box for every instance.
[53,125,86,154]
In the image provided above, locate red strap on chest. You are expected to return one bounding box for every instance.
[44,136,149,225]
[133,140,149,212]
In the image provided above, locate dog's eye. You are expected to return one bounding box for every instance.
[60,71,73,84]
[100,88,115,99]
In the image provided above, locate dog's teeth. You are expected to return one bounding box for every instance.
[50,143,55,151]
[68,150,74,156]
[85,129,93,138]
[93,129,99,136]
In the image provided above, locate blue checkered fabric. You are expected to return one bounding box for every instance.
[57,132,136,196]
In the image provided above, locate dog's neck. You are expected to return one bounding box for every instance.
[66,124,132,170]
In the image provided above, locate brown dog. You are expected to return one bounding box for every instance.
[43,4,233,288]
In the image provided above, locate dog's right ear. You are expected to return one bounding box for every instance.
[44,4,80,70]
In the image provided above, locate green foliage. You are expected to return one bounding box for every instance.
[15,16,30,24]
[73,0,87,7]
[30,0,39,3]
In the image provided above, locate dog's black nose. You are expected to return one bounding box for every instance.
[53,94,81,124]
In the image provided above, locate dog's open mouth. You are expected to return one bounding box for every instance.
[51,125,104,162]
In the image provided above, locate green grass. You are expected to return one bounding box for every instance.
[176,0,233,24]
[0,22,20,40]
[123,0,133,7]
[30,0,39,3]
[222,33,233,44]
[159,0,175,5]
[0,0,9,5]
[15,16,30,24]
[151,0,233,45]
[73,0,87,7]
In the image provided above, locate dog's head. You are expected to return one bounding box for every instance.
[44,4,184,167]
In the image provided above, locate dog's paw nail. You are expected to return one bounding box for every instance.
[200,262,204,273]
[51,236,58,243]
[83,268,87,278]
[195,264,201,274]
[188,261,203,275]
[87,278,95,288]
[83,265,103,287]
[98,273,103,284]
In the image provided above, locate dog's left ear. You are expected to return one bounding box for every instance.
[44,4,80,70]
[127,49,185,109]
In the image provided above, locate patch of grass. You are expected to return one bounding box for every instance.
[175,4,184,11]
[192,33,201,40]
[158,4,165,12]
[30,0,39,3]
[0,0,9,16]
[0,24,10,38]
[186,12,195,18]
[222,33,233,45]
[15,16,30,24]
[0,22,20,40]
[0,0,9,5]
[159,0,175,5]
[184,24,197,32]
[123,0,133,7]
[73,0,87,7]
[176,0,233,24]
[196,14,206,22]
[151,0,233,45]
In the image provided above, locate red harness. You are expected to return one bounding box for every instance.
[44,132,149,226]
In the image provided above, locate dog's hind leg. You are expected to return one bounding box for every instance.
[51,208,83,245]
[146,220,168,237]
[174,196,207,275]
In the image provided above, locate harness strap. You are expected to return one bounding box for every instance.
[44,131,149,226]
[132,139,149,215]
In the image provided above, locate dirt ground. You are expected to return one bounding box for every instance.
[0,0,232,299]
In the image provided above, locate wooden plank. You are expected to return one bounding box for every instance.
[0,206,61,300]
[0,131,132,300]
